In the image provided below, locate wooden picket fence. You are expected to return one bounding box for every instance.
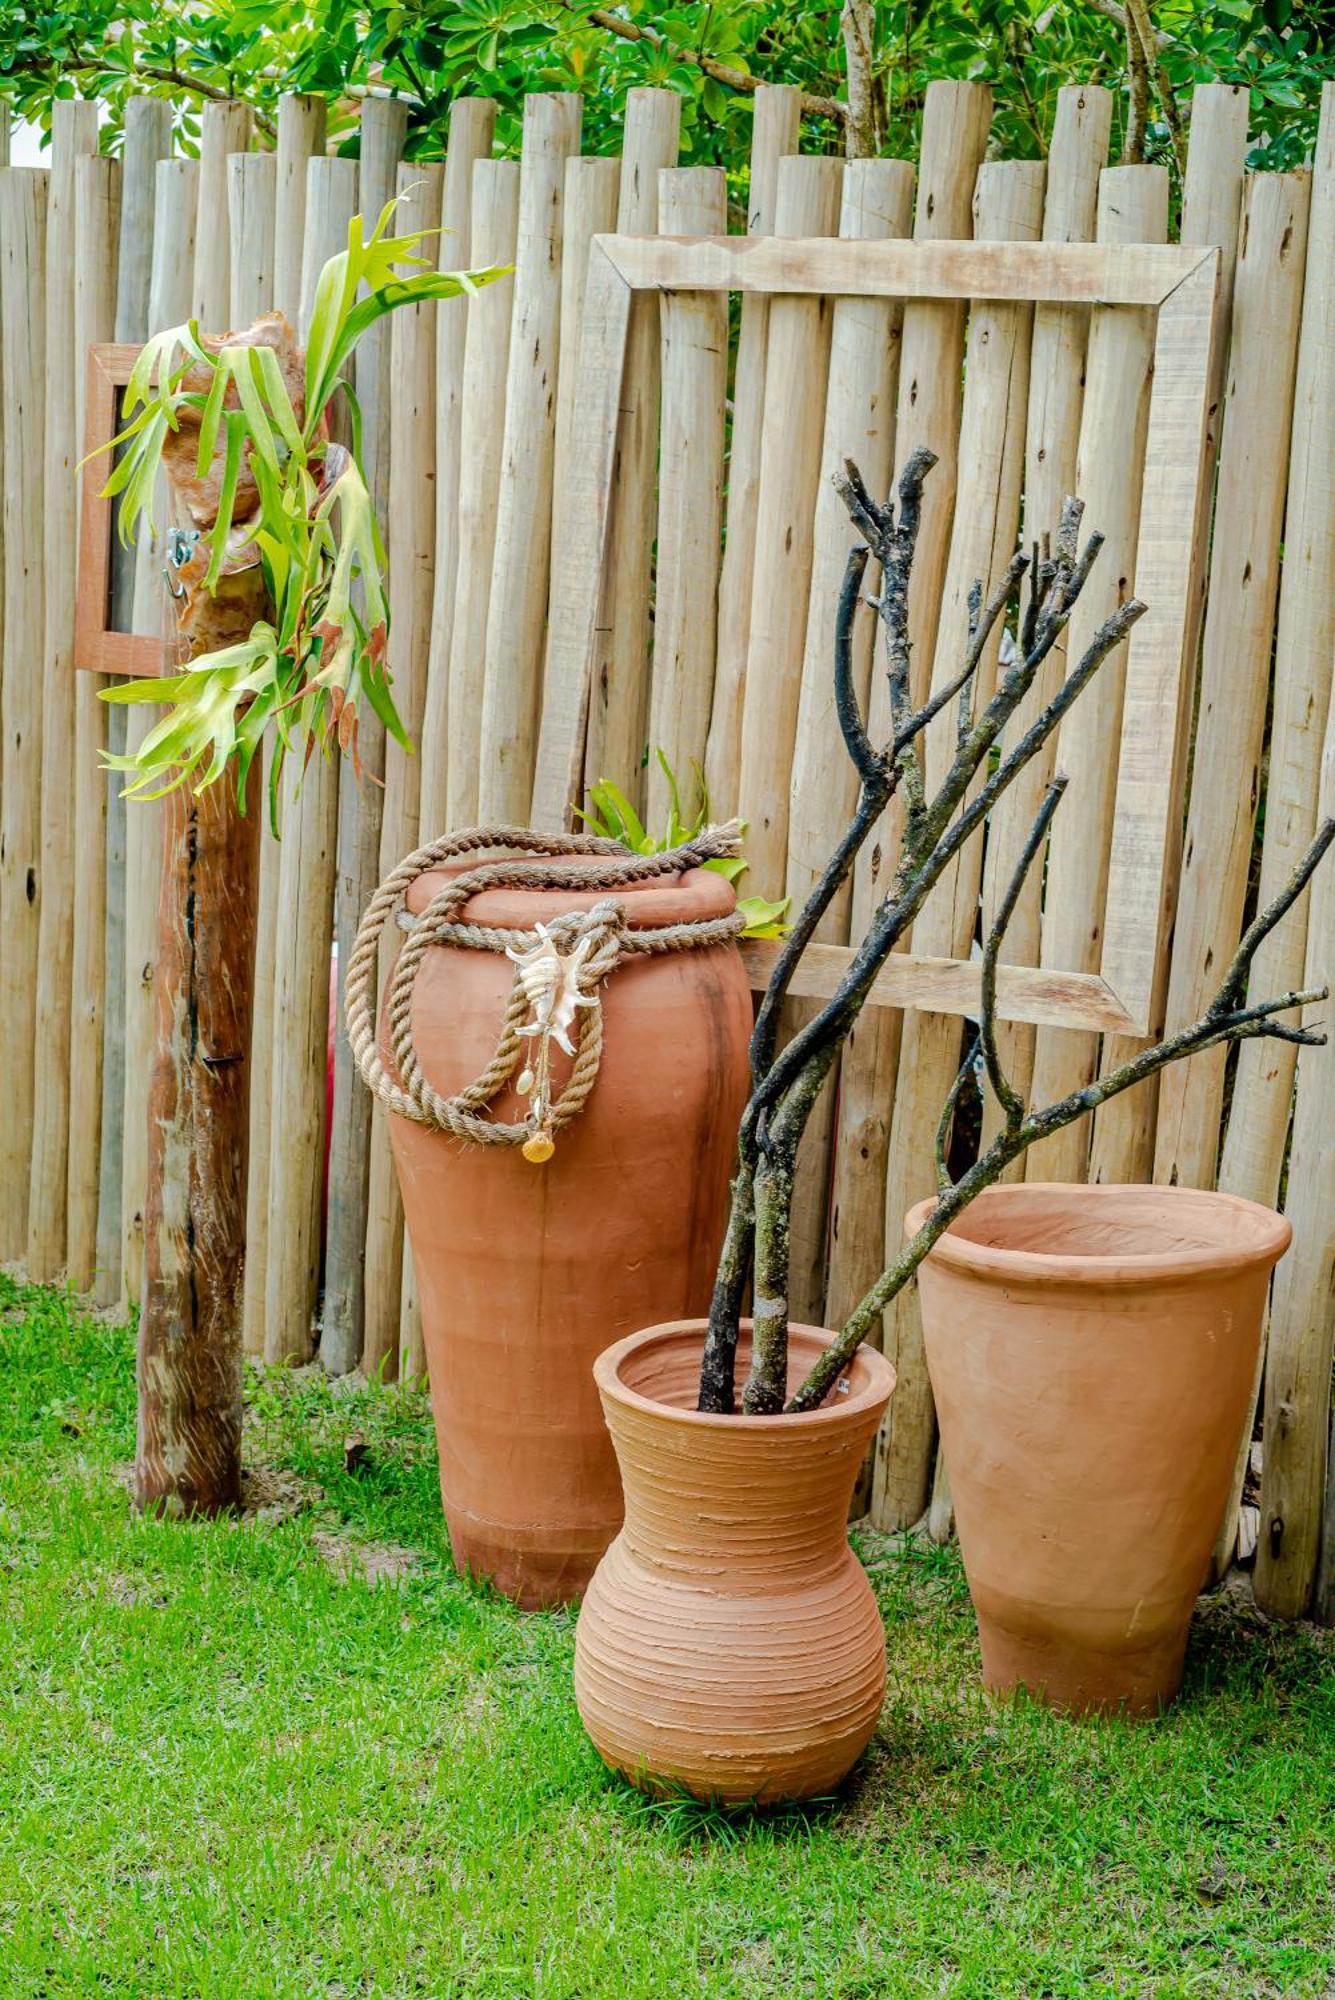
[0,75,1331,1621]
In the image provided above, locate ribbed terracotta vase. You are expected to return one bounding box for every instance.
[385,866,751,1610]
[911,1183,1292,1716]
[575,1320,896,1803]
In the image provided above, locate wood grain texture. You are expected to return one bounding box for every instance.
[645,165,728,829]
[443,161,521,828]
[191,100,252,331]
[0,167,49,1262]
[872,159,1047,1534]
[273,94,326,326]
[703,84,801,815]
[122,159,199,1314]
[735,153,845,896]
[28,104,99,1281]
[477,92,582,822]
[580,88,681,813]
[1152,170,1310,1194]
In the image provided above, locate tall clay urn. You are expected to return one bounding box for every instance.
[575,1320,896,1803]
[911,1183,1292,1716]
[351,833,752,1609]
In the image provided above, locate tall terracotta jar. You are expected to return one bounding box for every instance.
[911,1183,1292,1716]
[384,865,751,1609]
[575,1320,896,1803]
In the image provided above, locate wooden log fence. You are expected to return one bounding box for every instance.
[2,74,1331,1619]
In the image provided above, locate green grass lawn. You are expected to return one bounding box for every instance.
[1,1274,1331,2000]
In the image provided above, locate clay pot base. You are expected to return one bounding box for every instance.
[977,1618,1188,1719]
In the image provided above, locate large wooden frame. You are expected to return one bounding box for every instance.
[531,235,1221,1037]
[74,342,163,679]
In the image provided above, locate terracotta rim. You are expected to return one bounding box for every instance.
[594,1319,897,1431]
[907,1182,1292,1290]
[406,863,737,931]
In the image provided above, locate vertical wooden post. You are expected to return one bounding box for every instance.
[443,160,522,829]
[477,92,582,821]
[0,167,49,1263]
[1087,83,1249,1184]
[415,98,498,835]
[92,96,173,1306]
[192,101,253,330]
[646,164,729,827]
[704,84,802,814]
[1022,164,1170,1183]
[28,100,98,1280]
[823,80,991,1380]
[579,87,681,811]
[735,154,845,896]
[320,97,405,1369]
[261,155,358,1367]
[781,157,915,1326]
[871,158,1046,1534]
[122,158,199,1312]
[978,85,1111,1157]
[243,96,323,1358]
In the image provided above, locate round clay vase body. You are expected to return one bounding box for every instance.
[911,1183,1292,1716]
[574,1319,896,1803]
[384,865,751,1610]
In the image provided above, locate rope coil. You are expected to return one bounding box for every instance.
[346,823,745,1155]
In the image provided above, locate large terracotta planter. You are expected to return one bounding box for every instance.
[911,1183,1292,1716]
[385,866,751,1609]
[575,1320,896,1803]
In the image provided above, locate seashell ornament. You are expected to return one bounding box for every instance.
[506,924,601,1164]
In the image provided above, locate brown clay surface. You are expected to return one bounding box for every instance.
[575,1320,896,1803]
[386,867,751,1608]
[911,1183,1292,1716]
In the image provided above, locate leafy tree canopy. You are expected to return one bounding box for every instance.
[0,0,1327,179]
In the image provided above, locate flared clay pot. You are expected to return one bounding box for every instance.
[385,865,751,1611]
[574,1320,896,1804]
[911,1182,1292,1718]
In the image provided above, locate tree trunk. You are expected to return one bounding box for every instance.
[135,567,266,1517]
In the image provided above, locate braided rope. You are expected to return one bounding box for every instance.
[346,823,745,1151]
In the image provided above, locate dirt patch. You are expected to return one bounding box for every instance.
[311,1528,418,1588]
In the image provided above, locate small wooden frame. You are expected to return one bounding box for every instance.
[531,234,1221,1037]
[74,341,163,678]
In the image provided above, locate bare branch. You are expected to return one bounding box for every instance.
[978,776,1068,1134]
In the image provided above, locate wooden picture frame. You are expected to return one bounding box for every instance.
[74,341,164,678]
[531,235,1221,1038]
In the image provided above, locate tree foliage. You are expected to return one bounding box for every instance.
[1,0,1326,177]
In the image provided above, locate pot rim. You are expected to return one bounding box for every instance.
[593,1318,897,1432]
[906,1181,1292,1288]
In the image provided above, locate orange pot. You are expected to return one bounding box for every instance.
[385,865,751,1610]
[575,1320,896,1803]
[911,1183,1292,1716]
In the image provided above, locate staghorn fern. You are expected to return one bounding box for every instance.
[94,195,509,828]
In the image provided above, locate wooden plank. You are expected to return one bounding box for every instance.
[92,97,173,1307]
[704,84,802,815]
[63,153,121,1295]
[735,153,845,895]
[321,97,406,1372]
[28,103,100,1281]
[0,167,49,1263]
[781,156,915,1326]
[825,80,991,1378]
[261,155,359,1367]
[872,158,1047,1535]
[192,101,253,330]
[739,941,1130,1031]
[361,163,443,1381]
[978,84,1111,1161]
[580,87,681,812]
[442,160,521,829]
[527,241,634,831]
[1022,165,1170,1182]
[1153,170,1310,1193]
[414,97,498,839]
[1088,82,1249,1184]
[121,158,199,1314]
[645,165,729,829]
[1254,711,1335,1621]
[1220,87,1335,1211]
[273,94,326,325]
[476,92,582,822]
[601,232,1203,306]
